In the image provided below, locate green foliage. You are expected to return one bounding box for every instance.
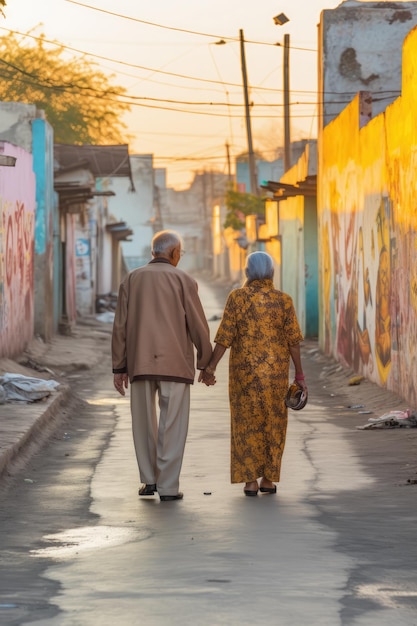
[224,185,265,230]
[0,31,131,144]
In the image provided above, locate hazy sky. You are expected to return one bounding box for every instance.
[1,0,376,188]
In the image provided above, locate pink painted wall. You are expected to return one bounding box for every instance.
[0,143,36,358]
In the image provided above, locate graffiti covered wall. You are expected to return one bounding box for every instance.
[319,26,417,405]
[0,143,36,357]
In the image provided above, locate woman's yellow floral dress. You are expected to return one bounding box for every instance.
[214,278,303,484]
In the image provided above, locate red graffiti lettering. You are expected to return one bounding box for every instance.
[5,215,13,288]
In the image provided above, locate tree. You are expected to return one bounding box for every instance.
[0,31,131,144]
[0,1,6,18]
[224,185,265,230]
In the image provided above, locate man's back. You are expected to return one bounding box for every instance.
[112,260,212,383]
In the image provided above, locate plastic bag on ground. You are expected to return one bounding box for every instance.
[357,409,417,430]
[0,373,60,402]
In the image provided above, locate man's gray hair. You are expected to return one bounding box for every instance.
[152,230,183,257]
[245,251,274,283]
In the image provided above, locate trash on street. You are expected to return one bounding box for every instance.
[357,409,417,430]
[0,373,60,403]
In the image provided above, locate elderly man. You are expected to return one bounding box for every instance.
[112,230,213,501]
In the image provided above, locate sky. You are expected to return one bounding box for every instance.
[0,0,376,189]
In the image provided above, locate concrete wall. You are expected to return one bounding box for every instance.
[106,155,154,270]
[318,0,417,128]
[212,204,231,281]
[54,166,96,322]
[318,25,417,405]
[164,172,229,274]
[75,209,94,316]
[75,192,115,315]
[0,102,39,153]
[96,193,114,296]
[65,213,77,326]
[0,143,36,357]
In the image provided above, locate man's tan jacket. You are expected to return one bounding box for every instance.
[112,259,212,384]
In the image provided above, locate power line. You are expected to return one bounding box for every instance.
[0,53,399,126]
[64,0,316,52]
[0,63,319,119]
[0,67,378,119]
[1,28,400,100]
[0,43,399,110]
[0,26,278,91]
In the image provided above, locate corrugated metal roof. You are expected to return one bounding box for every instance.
[261,175,317,199]
[54,144,132,180]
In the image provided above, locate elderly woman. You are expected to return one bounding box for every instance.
[200,251,307,496]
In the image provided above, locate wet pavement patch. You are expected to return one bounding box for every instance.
[30,525,151,559]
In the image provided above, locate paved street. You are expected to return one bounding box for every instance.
[0,279,416,625]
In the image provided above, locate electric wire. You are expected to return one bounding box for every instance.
[64,0,317,52]
[0,28,402,99]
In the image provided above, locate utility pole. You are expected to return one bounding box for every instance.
[225,142,232,184]
[283,33,291,172]
[239,29,258,196]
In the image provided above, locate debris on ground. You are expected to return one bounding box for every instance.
[0,373,60,403]
[349,375,365,386]
[96,311,115,324]
[95,292,117,313]
[357,409,417,430]
[18,358,56,377]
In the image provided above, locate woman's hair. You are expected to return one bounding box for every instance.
[244,251,274,283]
[152,230,183,257]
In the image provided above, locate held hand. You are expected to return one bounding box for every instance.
[198,369,216,386]
[114,373,129,396]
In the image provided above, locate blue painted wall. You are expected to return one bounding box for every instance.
[32,118,55,338]
[304,197,319,337]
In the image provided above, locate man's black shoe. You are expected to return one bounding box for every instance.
[159,492,183,501]
[138,484,157,496]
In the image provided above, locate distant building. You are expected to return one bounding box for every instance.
[236,141,309,193]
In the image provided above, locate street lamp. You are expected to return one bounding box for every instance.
[274,13,291,172]
[273,13,289,26]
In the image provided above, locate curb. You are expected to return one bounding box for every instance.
[0,384,71,480]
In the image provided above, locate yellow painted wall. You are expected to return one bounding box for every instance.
[319,25,417,404]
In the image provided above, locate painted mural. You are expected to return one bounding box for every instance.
[319,25,417,405]
[0,144,36,357]
[321,172,392,382]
